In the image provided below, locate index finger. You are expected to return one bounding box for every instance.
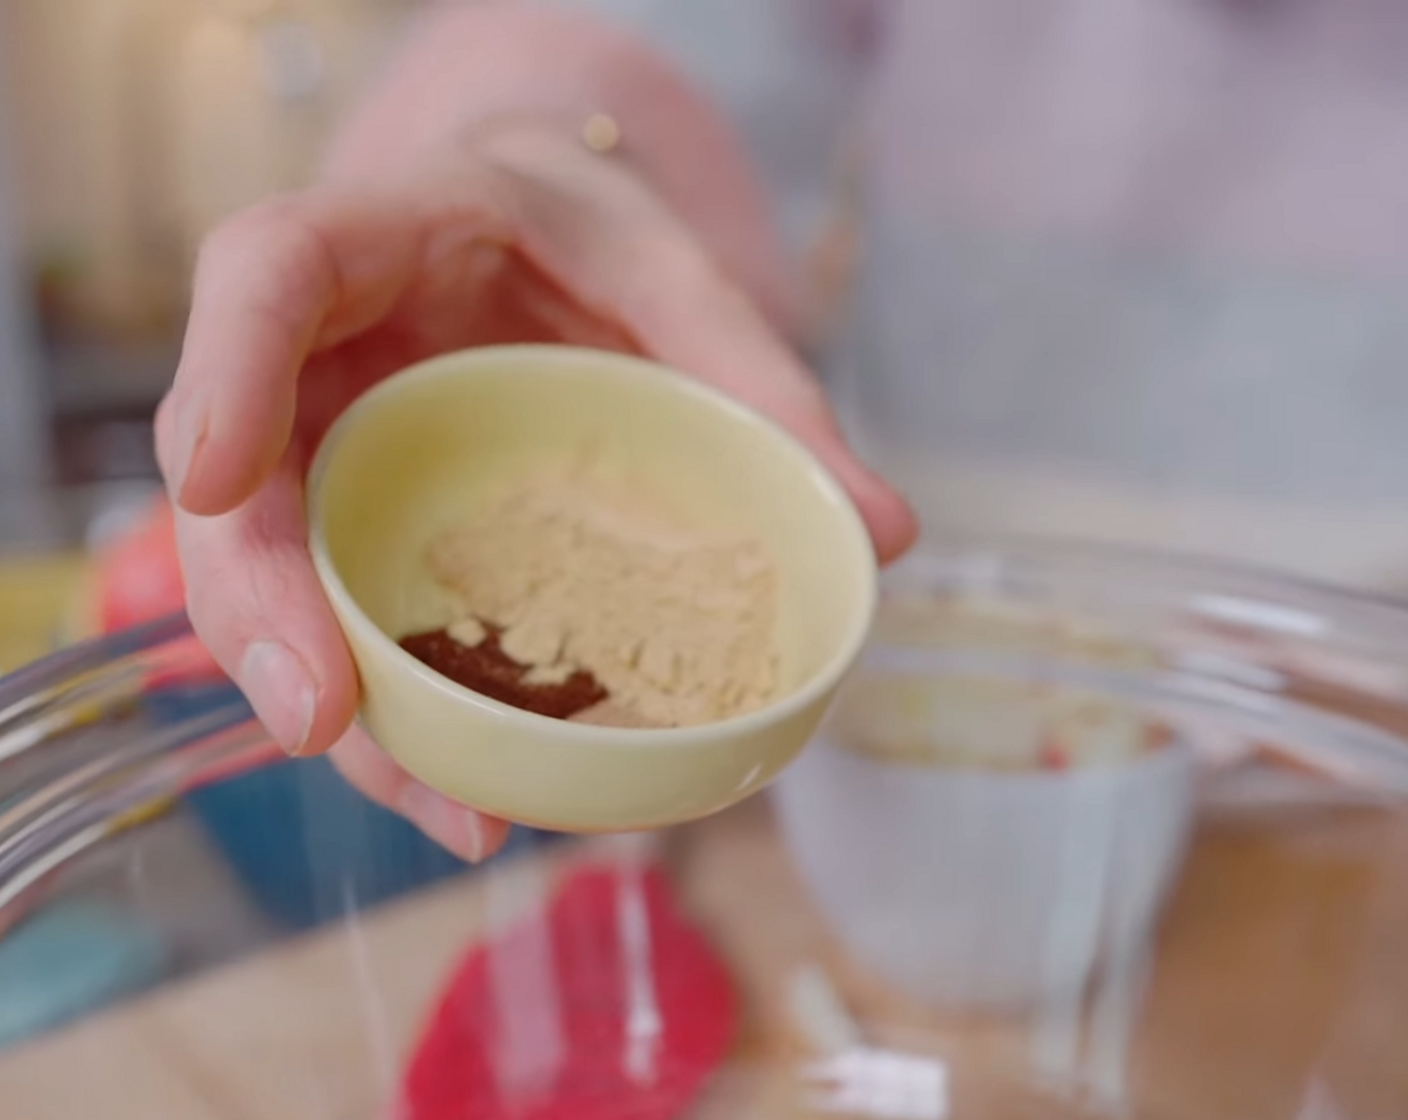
[157,185,502,516]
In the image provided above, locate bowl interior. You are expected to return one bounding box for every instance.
[309,346,876,709]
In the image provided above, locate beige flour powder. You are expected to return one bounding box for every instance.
[426,472,780,728]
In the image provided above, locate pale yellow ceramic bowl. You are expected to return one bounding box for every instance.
[307,344,877,832]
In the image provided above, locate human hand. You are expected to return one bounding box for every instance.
[156,122,916,862]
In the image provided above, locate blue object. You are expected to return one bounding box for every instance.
[0,900,167,1049]
[146,685,547,932]
[185,754,478,931]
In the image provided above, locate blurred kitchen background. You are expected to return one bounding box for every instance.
[0,3,502,1015]
[0,0,422,557]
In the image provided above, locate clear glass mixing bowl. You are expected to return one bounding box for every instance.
[5,537,1408,1120]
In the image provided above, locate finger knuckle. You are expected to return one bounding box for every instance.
[200,194,305,264]
[201,194,335,292]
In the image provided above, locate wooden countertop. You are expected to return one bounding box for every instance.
[4,796,1408,1120]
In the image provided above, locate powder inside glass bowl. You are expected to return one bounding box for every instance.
[837,596,1169,770]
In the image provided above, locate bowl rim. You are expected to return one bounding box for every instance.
[881,531,1408,656]
[799,720,1196,785]
[305,343,879,746]
[853,533,1408,798]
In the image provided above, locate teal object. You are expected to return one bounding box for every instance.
[0,900,167,1048]
[186,752,475,931]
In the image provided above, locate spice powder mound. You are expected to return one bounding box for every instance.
[401,472,781,729]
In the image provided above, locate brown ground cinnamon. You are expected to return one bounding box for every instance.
[400,621,608,721]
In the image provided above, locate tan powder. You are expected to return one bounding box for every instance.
[426,473,780,728]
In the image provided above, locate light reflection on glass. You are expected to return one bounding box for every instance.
[804,1048,950,1120]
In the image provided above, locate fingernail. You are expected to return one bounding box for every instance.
[462,811,487,864]
[167,404,207,505]
[400,783,487,864]
[240,641,317,755]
